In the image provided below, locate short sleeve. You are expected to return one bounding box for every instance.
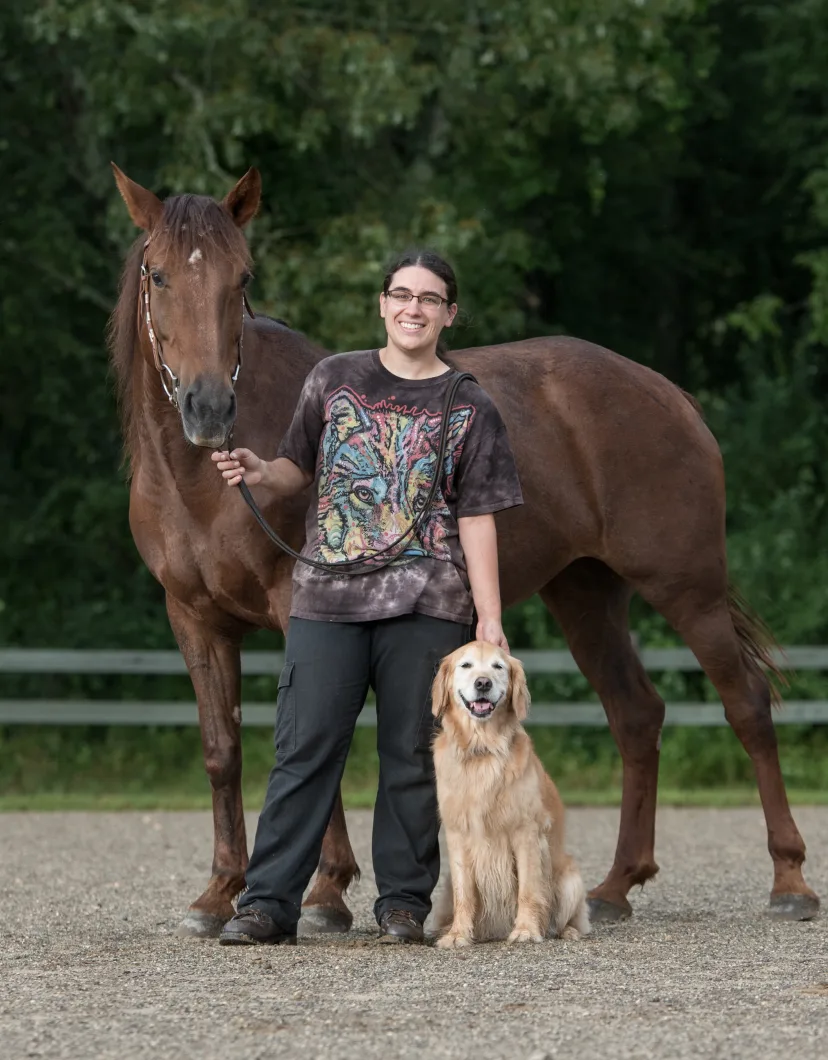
[276,365,325,475]
[454,394,524,518]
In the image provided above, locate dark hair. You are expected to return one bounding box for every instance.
[382,248,458,304]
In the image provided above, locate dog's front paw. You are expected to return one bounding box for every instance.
[508,927,544,944]
[436,932,473,950]
[559,925,581,942]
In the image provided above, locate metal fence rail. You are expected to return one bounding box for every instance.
[2,647,828,726]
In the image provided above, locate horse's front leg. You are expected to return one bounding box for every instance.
[167,596,247,937]
[299,790,360,934]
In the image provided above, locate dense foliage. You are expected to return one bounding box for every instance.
[4,0,828,658]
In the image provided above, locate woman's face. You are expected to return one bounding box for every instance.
[379,265,458,355]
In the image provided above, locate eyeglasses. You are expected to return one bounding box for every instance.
[385,287,450,308]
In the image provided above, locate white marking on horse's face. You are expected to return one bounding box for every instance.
[188,248,203,265]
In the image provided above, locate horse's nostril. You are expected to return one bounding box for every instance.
[181,382,235,424]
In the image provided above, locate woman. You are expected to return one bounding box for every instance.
[212,250,523,944]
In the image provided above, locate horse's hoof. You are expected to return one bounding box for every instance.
[297,905,353,935]
[769,892,820,921]
[587,896,632,922]
[175,911,228,938]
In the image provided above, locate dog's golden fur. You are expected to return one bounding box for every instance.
[431,641,590,948]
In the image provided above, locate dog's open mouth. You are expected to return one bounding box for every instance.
[459,693,498,720]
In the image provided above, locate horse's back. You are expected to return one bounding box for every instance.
[449,336,726,596]
[451,336,713,451]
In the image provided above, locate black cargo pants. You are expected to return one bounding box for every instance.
[238,613,470,930]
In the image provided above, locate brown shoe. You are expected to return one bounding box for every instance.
[219,907,297,946]
[378,909,425,944]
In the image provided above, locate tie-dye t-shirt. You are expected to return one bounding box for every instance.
[277,349,523,624]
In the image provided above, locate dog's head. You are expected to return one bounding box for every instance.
[431,641,530,737]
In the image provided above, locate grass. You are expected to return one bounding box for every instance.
[2,723,828,812]
[1,787,827,813]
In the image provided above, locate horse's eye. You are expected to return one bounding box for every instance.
[150,270,165,288]
[240,272,251,289]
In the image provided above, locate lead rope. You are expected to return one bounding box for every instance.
[236,370,477,578]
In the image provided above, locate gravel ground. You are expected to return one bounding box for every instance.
[1,806,826,1060]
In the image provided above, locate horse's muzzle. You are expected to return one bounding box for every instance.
[180,378,237,448]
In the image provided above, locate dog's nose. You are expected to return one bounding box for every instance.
[474,677,492,694]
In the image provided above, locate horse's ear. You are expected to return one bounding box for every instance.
[223,167,261,228]
[110,163,163,232]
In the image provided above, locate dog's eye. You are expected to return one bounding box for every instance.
[492,662,504,670]
[460,661,472,669]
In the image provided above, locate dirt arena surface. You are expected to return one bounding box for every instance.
[1,806,826,1059]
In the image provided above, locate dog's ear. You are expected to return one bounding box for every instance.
[508,656,531,721]
[431,656,454,719]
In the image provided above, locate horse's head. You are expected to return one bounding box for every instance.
[111,163,261,447]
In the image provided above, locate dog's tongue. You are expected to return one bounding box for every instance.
[471,700,491,715]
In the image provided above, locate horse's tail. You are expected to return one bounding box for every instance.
[727,584,786,707]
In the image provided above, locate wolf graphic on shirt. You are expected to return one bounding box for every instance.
[315,386,475,565]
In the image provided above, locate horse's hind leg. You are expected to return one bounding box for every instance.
[540,560,665,921]
[641,580,819,920]
[299,791,360,934]
[167,597,248,937]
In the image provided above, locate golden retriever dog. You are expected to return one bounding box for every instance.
[431,641,590,949]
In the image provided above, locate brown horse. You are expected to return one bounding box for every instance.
[108,164,819,936]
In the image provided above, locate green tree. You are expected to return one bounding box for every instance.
[4,0,828,655]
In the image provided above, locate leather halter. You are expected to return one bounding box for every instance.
[138,237,254,409]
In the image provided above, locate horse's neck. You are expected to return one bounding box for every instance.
[231,320,328,456]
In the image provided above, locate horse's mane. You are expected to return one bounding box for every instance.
[107,194,252,472]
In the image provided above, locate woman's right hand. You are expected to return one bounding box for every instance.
[211,447,264,488]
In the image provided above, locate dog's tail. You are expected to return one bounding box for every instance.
[553,856,591,938]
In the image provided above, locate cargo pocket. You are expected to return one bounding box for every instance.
[414,660,441,752]
[274,661,296,756]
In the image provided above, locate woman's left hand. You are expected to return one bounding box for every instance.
[476,617,509,653]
